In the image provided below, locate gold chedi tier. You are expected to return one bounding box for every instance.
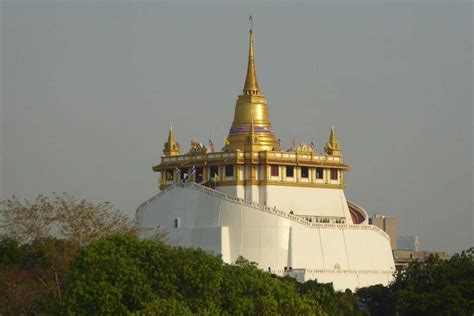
[324,125,342,156]
[162,124,181,157]
[226,27,279,152]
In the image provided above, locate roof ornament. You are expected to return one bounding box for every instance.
[189,142,208,154]
[163,123,181,156]
[295,143,315,153]
[324,124,342,156]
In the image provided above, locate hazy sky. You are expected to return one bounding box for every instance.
[1,1,472,254]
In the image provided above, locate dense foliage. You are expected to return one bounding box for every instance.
[357,248,474,316]
[1,195,472,315]
[2,235,473,315]
[0,194,145,314]
[62,234,364,315]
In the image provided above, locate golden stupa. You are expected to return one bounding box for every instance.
[225,26,279,152]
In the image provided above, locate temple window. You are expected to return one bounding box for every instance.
[301,167,309,178]
[210,166,219,178]
[225,165,234,177]
[195,167,203,183]
[286,166,294,177]
[330,169,338,180]
[166,169,174,181]
[316,167,324,179]
[271,165,279,177]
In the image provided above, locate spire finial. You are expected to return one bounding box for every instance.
[243,16,260,94]
[330,124,336,142]
[168,123,175,143]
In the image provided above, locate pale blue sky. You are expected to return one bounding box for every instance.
[1,1,472,254]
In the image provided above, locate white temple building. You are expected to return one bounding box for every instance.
[136,24,395,291]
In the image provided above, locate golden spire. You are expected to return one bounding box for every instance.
[163,123,181,156]
[243,16,260,95]
[325,124,342,156]
[226,17,279,152]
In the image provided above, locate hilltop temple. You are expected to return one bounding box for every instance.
[136,24,395,290]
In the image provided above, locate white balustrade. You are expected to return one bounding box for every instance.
[136,182,390,241]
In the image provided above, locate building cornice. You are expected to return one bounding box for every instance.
[153,150,350,172]
[216,180,346,189]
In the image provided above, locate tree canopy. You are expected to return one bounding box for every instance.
[63,234,361,315]
[0,193,143,314]
[357,248,474,316]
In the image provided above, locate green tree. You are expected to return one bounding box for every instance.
[221,257,326,316]
[356,248,474,316]
[357,284,392,316]
[63,234,178,314]
[136,297,193,316]
[0,193,148,314]
[64,237,346,315]
[171,247,224,313]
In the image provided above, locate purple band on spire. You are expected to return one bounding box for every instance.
[229,126,274,134]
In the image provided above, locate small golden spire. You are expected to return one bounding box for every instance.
[325,124,342,156]
[249,116,255,139]
[163,123,181,156]
[245,115,258,149]
[243,15,260,95]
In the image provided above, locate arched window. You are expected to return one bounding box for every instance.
[316,167,324,179]
[225,165,234,177]
[301,167,309,178]
[174,218,180,228]
[286,166,294,177]
[271,165,279,177]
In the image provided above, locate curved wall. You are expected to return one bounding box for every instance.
[137,185,394,291]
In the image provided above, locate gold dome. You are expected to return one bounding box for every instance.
[226,26,279,152]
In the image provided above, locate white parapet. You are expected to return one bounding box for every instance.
[218,185,352,222]
[136,183,395,291]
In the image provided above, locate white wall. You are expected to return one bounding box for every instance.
[219,185,351,220]
[137,185,395,291]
